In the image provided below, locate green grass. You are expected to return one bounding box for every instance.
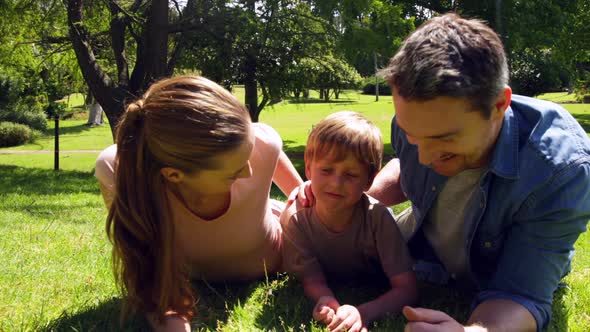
[0,120,113,151]
[1,90,589,331]
[536,91,578,103]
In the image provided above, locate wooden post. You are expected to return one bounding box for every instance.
[54,113,59,171]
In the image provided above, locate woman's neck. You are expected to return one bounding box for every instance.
[313,203,357,233]
[170,184,231,220]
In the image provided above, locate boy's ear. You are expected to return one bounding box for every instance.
[160,167,185,183]
[304,162,312,181]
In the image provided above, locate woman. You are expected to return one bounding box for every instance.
[95,75,303,330]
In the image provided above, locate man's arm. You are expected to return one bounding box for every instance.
[403,299,536,332]
[367,158,407,206]
[467,299,536,331]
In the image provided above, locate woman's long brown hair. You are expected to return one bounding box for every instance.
[106,76,251,323]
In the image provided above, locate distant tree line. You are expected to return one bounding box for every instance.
[0,0,588,138]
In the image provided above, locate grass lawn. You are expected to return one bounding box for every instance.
[0,90,589,331]
[536,91,579,103]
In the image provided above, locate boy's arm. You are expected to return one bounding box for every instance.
[357,271,417,324]
[302,275,337,303]
[303,275,341,325]
[273,150,304,197]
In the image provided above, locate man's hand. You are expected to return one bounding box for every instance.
[403,306,480,332]
[287,180,315,207]
[327,304,368,332]
[313,296,339,324]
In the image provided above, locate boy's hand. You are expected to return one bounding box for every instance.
[403,306,467,332]
[288,181,315,207]
[328,305,367,332]
[313,296,339,324]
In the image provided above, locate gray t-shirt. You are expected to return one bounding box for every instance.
[423,167,486,277]
[281,194,414,281]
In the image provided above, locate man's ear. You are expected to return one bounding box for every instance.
[492,86,512,120]
[160,167,185,183]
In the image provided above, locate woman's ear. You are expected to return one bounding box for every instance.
[160,167,185,183]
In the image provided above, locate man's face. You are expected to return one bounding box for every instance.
[393,90,506,177]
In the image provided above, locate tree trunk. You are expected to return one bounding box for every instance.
[243,0,259,122]
[334,89,340,99]
[68,0,172,139]
[245,76,258,122]
[143,0,169,82]
[84,90,93,106]
[87,101,104,126]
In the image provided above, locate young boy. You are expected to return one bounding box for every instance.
[281,111,417,332]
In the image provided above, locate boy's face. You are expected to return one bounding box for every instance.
[306,152,371,211]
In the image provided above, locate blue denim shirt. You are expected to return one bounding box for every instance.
[392,95,590,331]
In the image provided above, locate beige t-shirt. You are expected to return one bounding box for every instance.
[95,123,285,281]
[281,194,414,281]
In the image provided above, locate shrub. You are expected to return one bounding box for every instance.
[361,76,391,95]
[0,121,37,147]
[45,100,68,118]
[0,100,48,131]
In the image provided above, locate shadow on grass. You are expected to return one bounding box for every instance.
[254,276,317,330]
[40,282,259,332]
[42,123,98,137]
[288,98,357,105]
[572,113,590,133]
[190,280,258,330]
[40,297,151,332]
[0,165,98,195]
[547,284,570,332]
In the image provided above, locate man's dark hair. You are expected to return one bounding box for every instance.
[380,13,508,118]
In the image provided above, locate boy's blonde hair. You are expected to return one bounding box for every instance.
[305,111,383,182]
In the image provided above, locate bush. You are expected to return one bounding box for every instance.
[0,122,38,147]
[45,100,68,118]
[510,50,564,97]
[361,76,391,96]
[0,100,48,131]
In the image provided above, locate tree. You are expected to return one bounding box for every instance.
[66,0,176,137]
[404,0,590,93]
[290,55,361,100]
[178,0,335,121]
[306,0,415,76]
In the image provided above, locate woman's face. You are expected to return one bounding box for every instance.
[162,129,255,197]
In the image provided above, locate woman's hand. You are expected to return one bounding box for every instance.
[288,180,315,207]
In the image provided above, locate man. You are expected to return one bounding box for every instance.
[367,13,590,332]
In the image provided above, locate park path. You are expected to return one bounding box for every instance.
[0,150,102,154]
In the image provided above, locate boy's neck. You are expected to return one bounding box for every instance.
[313,202,358,233]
